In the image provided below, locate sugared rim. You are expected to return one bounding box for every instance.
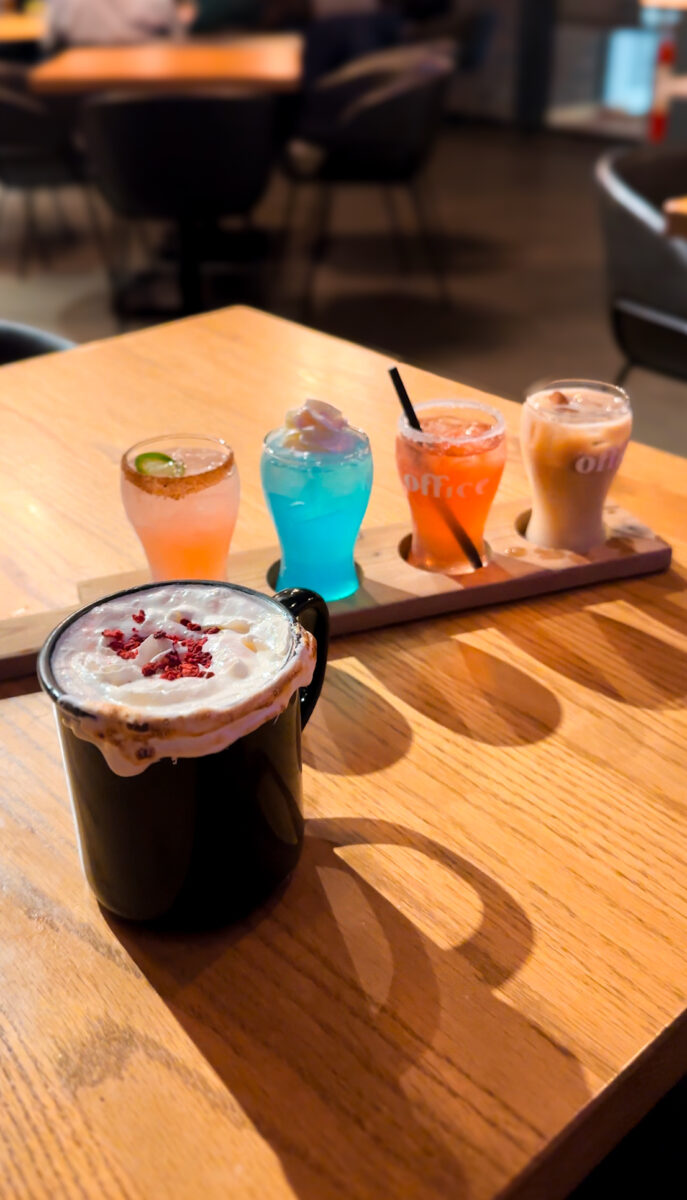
[397,398,506,446]
[524,379,631,419]
[37,579,297,720]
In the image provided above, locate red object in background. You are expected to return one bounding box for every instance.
[649,37,676,143]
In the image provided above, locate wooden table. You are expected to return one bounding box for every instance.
[0,10,44,43]
[0,307,685,1199]
[29,36,303,94]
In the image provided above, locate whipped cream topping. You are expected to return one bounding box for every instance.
[280,399,365,454]
[51,584,316,776]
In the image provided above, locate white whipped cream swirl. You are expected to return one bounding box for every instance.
[281,399,364,454]
[50,585,316,777]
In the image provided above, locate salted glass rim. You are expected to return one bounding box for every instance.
[122,433,235,470]
[397,398,506,447]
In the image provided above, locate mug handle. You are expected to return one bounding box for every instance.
[274,588,329,729]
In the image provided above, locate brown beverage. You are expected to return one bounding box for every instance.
[38,581,328,925]
[522,381,632,554]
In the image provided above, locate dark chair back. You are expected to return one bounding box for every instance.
[298,39,455,143]
[322,58,454,182]
[303,12,402,86]
[596,146,687,380]
[0,88,59,158]
[0,321,74,366]
[82,92,276,220]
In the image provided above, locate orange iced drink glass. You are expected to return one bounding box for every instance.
[121,434,240,581]
[396,400,507,573]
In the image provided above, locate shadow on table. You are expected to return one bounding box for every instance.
[302,662,413,774]
[622,565,687,643]
[338,625,562,747]
[499,586,687,710]
[108,819,591,1200]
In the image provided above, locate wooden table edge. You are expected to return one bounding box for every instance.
[506,1007,687,1198]
[29,74,301,95]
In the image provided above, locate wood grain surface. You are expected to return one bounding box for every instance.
[0,307,686,1200]
[29,36,303,94]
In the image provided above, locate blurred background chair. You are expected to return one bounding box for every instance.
[0,319,74,366]
[596,145,687,386]
[283,43,456,309]
[190,0,263,34]
[302,9,403,87]
[0,86,88,273]
[82,90,277,314]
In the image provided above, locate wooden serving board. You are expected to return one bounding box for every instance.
[0,499,671,686]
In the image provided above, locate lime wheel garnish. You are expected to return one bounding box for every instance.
[134,452,185,478]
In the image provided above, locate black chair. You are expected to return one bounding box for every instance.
[0,320,74,366]
[302,12,403,87]
[0,87,88,273]
[283,47,455,306]
[596,145,687,385]
[82,91,276,314]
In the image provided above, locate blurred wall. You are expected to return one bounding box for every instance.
[557,1,638,24]
[447,0,521,120]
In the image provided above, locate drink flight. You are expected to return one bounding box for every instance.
[39,581,328,923]
[38,373,636,923]
[116,380,633,600]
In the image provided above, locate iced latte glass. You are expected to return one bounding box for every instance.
[522,381,632,554]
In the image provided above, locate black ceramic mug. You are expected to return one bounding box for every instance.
[38,581,328,926]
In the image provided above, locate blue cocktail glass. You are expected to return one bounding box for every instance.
[261,428,373,602]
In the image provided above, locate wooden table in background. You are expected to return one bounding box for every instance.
[29,36,303,94]
[0,308,685,1199]
[663,193,687,237]
[0,10,44,43]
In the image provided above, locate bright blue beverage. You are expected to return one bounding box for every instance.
[261,428,373,602]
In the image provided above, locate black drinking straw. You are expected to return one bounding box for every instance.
[389,366,484,572]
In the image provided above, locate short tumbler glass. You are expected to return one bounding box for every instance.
[121,434,240,582]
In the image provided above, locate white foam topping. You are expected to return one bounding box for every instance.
[51,584,317,776]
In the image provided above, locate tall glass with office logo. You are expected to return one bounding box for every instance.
[522,380,632,554]
[396,399,507,573]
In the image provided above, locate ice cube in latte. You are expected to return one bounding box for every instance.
[521,382,632,554]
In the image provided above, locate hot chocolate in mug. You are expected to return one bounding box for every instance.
[38,580,329,925]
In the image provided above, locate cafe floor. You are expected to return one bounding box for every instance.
[0,122,686,457]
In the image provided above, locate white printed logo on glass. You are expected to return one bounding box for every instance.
[403,473,490,498]
[573,443,628,475]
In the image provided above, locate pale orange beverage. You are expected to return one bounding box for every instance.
[121,434,240,581]
[396,400,507,573]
